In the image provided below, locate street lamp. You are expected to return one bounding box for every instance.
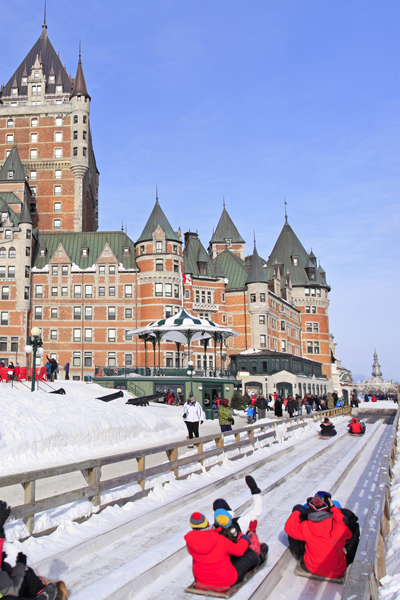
[187,360,196,394]
[25,326,44,392]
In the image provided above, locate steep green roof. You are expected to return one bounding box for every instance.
[216,249,248,290]
[266,220,329,289]
[0,198,20,227]
[136,199,180,243]
[184,233,216,278]
[0,146,27,181]
[246,246,268,284]
[19,201,32,225]
[33,231,137,270]
[210,207,245,244]
[0,192,22,205]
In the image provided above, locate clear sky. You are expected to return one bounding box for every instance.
[1,1,399,381]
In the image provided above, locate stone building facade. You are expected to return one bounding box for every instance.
[0,23,335,384]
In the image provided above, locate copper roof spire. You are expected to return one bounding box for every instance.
[70,41,91,100]
[41,1,47,37]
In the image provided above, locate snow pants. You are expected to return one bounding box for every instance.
[230,548,260,583]
[185,421,199,439]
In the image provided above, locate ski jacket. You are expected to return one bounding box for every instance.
[0,538,26,597]
[236,493,263,534]
[218,405,233,426]
[349,419,364,434]
[285,506,352,578]
[184,529,249,588]
[183,401,206,423]
[320,422,336,436]
[255,397,267,410]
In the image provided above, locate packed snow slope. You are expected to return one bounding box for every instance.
[0,381,182,475]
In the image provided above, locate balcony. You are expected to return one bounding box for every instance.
[193,302,218,312]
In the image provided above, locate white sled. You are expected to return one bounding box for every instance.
[295,565,345,584]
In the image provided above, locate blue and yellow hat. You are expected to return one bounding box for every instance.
[214,508,233,528]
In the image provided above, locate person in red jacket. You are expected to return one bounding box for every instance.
[184,511,256,591]
[348,417,365,435]
[284,495,352,579]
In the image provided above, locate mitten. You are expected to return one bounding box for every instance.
[0,501,11,537]
[245,475,261,495]
[292,504,307,514]
[200,421,203,424]
[182,413,187,419]
[248,520,257,533]
[240,534,251,544]
[2,550,7,562]
[17,552,27,565]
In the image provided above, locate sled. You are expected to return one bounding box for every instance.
[295,565,345,585]
[318,435,331,439]
[185,557,267,598]
[41,577,69,600]
[349,432,365,437]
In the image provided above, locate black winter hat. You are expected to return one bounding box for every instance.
[213,498,232,512]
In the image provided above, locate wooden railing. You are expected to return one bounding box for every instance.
[1,407,350,536]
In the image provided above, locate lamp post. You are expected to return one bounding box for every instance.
[25,326,44,392]
[187,360,196,395]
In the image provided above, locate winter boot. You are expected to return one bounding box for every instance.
[260,543,269,563]
[36,583,57,600]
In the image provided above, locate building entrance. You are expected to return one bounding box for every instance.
[276,382,293,399]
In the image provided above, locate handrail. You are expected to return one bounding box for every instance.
[2,406,350,536]
[127,380,146,398]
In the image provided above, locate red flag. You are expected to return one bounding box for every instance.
[183,274,192,285]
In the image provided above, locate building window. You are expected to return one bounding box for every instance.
[7,170,14,179]
[174,285,179,298]
[56,85,63,94]
[123,246,130,256]
[0,338,7,352]
[198,262,207,276]
[166,352,173,367]
[306,322,312,333]
[54,169,62,180]
[108,329,116,342]
[125,330,133,341]
[54,219,61,230]
[74,115,78,124]
[8,267,15,278]
[107,352,116,367]
[51,308,58,319]
[74,307,81,320]
[125,354,132,366]
[185,289,190,299]
[108,306,116,320]
[30,149,37,159]
[305,306,310,313]
[35,285,43,298]
[6,134,13,144]
[172,261,179,273]
[156,241,162,253]
[109,266,115,275]
[0,312,8,326]
[1,286,9,300]
[73,131,78,140]
[73,147,78,156]
[85,307,92,320]
[26,229,31,239]
[74,285,81,298]
[30,170,37,181]
[85,285,92,298]
[84,328,92,342]
[222,314,226,323]
[55,132,62,142]
[260,334,266,348]
[73,351,81,367]
[155,259,163,271]
[61,286,68,296]
[281,340,287,352]
[54,186,62,196]
[30,186,37,197]
[109,286,115,296]
[313,323,319,332]
[8,248,15,258]
[31,133,38,143]
[84,352,92,367]
[50,330,57,340]
[31,118,38,127]
[24,287,30,300]
[25,266,30,278]
[82,147,87,157]
[165,283,172,297]
[281,321,285,331]
[51,266,58,276]
[61,265,68,276]
[259,315,265,325]
[155,283,163,296]
[250,294,256,303]
[304,288,310,296]
[73,329,81,342]
[34,307,42,320]
[7,119,14,128]
[11,337,18,352]
[140,245,145,254]
[99,265,105,275]
[98,287,105,296]
[125,285,132,298]
[0,248,5,259]
[55,148,62,159]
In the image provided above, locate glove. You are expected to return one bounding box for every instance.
[2,551,7,562]
[0,501,11,537]
[182,413,187,419]
[245,475,261,495]
[230,418,235,425]
[292,504,308,514]
[17,552,27,565]
[240,534,251,544]
[248,520,257,533]
[200,421,203,424]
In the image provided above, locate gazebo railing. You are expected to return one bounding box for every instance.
[94,366,236,379]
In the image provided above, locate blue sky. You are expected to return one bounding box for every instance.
[2,1,399,380]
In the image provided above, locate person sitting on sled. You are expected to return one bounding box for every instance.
[184,512,254,591]
[319,417,337,437]
[348,417,366,435]
[0,501,58,600]
[284,492,354,579]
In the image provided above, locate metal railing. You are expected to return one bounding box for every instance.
[1,407,350,537]
[94,366,236,379]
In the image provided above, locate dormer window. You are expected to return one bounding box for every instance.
[1,213,8,222]
[156,241,162,253]
[21,77,27,85]
[49,75,55,84]
[39,247,46,257]
[34,71,39,80]
[81,248,88,257]
[225,238,232,247]
[198,262,207,276]
[56,85,63,94]
[7,171,14,179]
[123,247,130,256]
[5,230,12,240]
[292,256,299,266]
[11,88,18,96]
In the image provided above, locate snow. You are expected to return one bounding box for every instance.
[379,425,400,600]
[0,380,181,475]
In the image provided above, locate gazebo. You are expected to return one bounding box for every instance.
[128,309,239,375]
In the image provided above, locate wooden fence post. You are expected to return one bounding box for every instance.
[166,448,179,478]
[197,442,204,466]
[84,465,101,506]
[136,455,146,490]
[22,480,35,534]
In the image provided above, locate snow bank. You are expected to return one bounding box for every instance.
[0,381,180,475]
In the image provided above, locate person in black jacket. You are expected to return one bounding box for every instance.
[254,395,268,420]
[320,417,337,437]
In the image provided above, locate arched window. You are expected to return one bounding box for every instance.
[303,383,307,396]
[74,115,78,124]
[308,383,311,393]
[8,248,16,258]
[312,384,315,394]
[0,248,6,259]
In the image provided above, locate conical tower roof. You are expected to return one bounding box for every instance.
[19,201,32,225]
[0,26,72,98]
[210,207,245,244]
[183,232,215,277]
[0,146,27,181]
[136,197,180,243]
[70,55,90,100]
[246,246,268,285]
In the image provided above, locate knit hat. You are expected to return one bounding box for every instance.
[221,399,229,407]
[214,508,233,528]
[308,495,329,512]
[323,418,331,423]
[190,512,209,529]
[213,498,232,512]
